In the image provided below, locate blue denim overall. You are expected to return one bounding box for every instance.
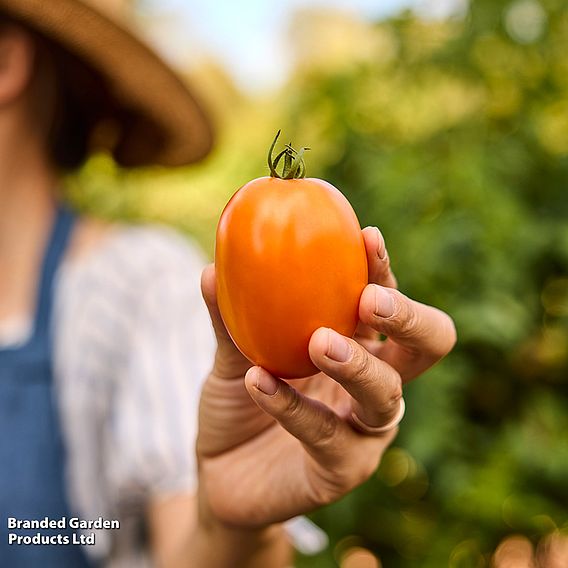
[0,208,91,567]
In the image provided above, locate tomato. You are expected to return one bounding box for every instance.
[215,132,368,379]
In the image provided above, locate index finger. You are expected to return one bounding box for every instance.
[309,327,403,430]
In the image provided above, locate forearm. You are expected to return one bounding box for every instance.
[189,519,292,568]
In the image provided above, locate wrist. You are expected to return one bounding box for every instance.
[198,516,283,546]
[197,502,282,548]
[193,517,288,568]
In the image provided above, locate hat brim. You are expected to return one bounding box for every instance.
[0,0,214,167]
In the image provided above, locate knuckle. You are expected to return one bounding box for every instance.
[359,287,377,326]
[378,253,391,275]
[375,255,396,286]
[350,348,375,386]
[393,295,421,338]
[284,388,303,418]
[388,382,403,408]
[316,416,339,449]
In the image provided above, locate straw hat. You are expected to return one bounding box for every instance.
[0,0,214,167]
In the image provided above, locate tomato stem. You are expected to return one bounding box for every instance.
[268,130,310,179]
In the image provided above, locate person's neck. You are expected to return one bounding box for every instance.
[0,114,59,321]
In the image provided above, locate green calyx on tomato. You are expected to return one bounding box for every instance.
[268,130,310,180]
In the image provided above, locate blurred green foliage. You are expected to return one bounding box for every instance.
[66,0,568,565]
[286,0,568,566]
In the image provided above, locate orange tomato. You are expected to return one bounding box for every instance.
[215,133,368,379]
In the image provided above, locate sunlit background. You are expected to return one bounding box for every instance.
[65,0,568,566]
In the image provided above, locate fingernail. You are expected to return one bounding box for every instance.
[375,227,387,260]
[374,285,395,318]
[254,368,279,396]
[326,329,352,362]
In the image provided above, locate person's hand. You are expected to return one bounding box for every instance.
[197,227,456,528]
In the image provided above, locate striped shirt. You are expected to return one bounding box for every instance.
[0,224,328,565]
[0,225,216,566]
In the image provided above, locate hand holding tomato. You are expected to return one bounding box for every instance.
[197,225,456,528]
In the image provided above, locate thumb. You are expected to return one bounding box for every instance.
[201,264,251,377]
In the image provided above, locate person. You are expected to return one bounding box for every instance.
[0,1,457,567]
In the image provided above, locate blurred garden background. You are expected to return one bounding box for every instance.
[64,0,568,566]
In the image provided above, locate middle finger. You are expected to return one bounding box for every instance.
[358,283,457,381]
[309,327,403,430]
